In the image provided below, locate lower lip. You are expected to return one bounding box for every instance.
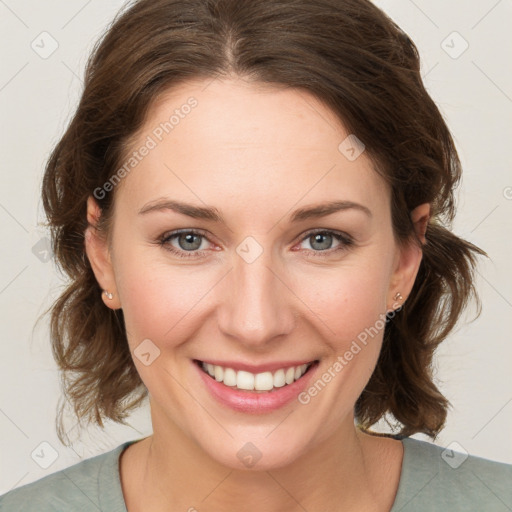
[194,360,318,414]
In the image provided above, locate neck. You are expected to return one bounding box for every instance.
[130,407,396,511]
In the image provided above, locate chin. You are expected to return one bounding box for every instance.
[198,434,307,472]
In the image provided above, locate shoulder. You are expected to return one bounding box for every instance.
[0,442,131,512]
[392,437,512,511]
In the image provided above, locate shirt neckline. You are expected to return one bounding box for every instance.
[107,435,411,512]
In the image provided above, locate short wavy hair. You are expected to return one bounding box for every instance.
[42,0,485,444]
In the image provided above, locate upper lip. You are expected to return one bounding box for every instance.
[195,359,317,374]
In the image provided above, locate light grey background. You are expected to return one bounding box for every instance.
[1,0,511,493]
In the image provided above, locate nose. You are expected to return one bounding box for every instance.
[216,248,297,349]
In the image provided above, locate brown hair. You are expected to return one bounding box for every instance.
[42,0,485,444]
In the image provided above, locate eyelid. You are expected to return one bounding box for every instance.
[291,228,354,254]
[160,227,211,240]
[158,228,213,246]
[158,228,217,259]
[158,227,354,259]
[294,227,353,244]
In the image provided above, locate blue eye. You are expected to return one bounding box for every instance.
[159,229,211,259]
[158,228,353,259]
[296,229,354,256]
[174,232,204,251]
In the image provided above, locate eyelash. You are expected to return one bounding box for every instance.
[157,228,354,260]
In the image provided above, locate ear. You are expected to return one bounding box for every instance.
[387,203,430,310]
[84,196,121,309]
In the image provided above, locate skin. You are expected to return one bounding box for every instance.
[85,77,429,511]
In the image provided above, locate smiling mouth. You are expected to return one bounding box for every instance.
[194,359,318,393]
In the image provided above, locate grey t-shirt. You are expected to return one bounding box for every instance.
[1,436,511,511]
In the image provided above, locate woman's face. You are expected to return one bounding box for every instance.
[87,77,422,470]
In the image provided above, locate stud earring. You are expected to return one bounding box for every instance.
[103,290,114,300]
[393,292,403,301]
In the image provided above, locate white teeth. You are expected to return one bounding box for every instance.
[214,365,224,382]
[200,361,313,392]
[223,367,237,387]
[273,369,286,388]
[254,371,274,391]
[285,367,295,385]
[237,370,255,390]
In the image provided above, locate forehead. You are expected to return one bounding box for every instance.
[115,77,389,219]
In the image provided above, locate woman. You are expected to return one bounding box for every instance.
[1,0,511,510]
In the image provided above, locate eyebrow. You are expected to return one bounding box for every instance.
[138,198,372,222]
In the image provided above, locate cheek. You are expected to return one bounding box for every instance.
[290,261,394,423]
[113,248,221,348]
[292,260,392,349]
[113,211,395,347]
